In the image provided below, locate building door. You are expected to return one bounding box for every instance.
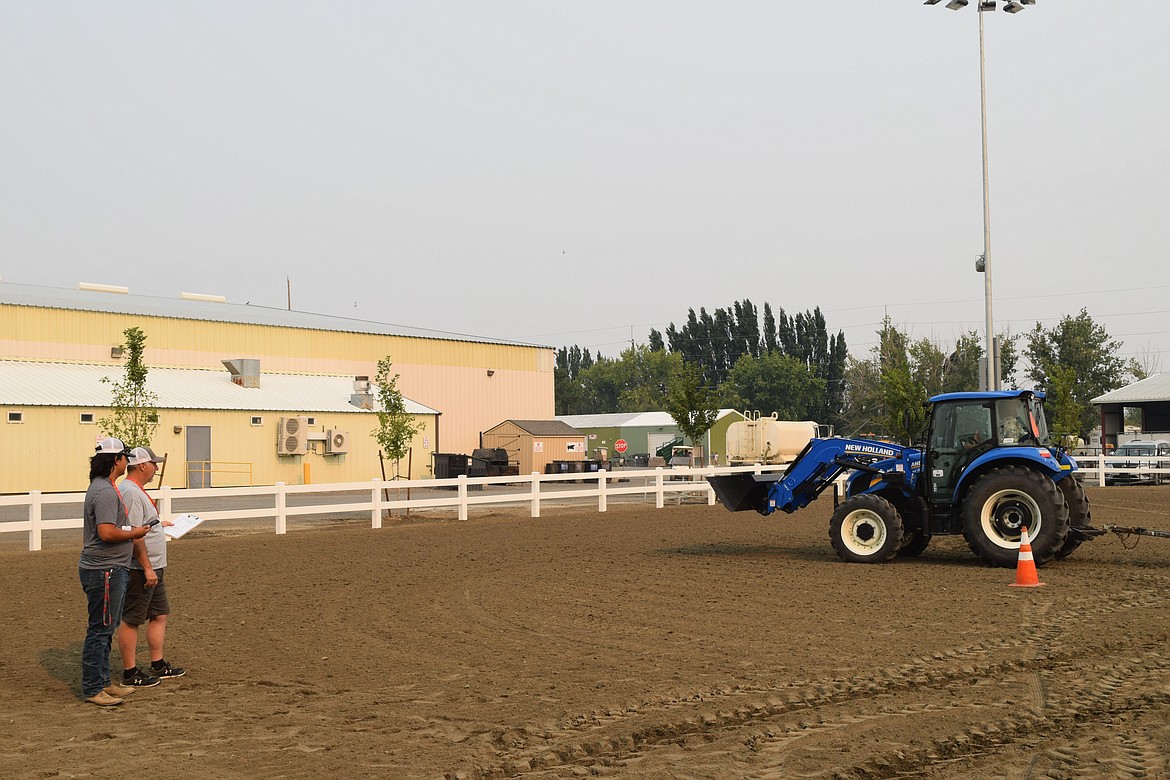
[186,426,212,488]
[647,432,676,457]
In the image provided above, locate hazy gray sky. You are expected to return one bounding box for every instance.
[3,2,1168,371]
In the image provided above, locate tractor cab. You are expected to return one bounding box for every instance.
[923,391,1050,507]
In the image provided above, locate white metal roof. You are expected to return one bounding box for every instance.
[0,360,440,415]
[0,281,545,349]
[557,409,741,428]
[1092,373,1170,404]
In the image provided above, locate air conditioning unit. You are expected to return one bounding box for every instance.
[277,416,309,456]
[326,429,350,455]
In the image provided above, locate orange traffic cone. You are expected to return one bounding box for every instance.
[1009,526,1045,588]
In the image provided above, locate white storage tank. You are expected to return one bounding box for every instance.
[726,413,820,465]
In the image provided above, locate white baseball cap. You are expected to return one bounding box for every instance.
[127,446,166,466]
[95,437,129,454]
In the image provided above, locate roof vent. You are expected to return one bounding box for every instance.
[181,292,227,303]
[223,359,261,388]
[78,282,129,294]
[350,375,374,409]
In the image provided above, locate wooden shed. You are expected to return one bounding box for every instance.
[481,419,586,476]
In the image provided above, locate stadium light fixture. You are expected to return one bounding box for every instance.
[1003,1,1025,12]
[945,0,968,9]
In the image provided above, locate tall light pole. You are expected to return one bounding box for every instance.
[925,0,1035,390]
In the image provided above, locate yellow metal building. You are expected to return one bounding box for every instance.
[0,360,440,493]
[1,281,554,493]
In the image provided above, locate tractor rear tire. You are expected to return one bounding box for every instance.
[962,466,1069,568]
[829,495,904,564]
[1055,477,1092,560]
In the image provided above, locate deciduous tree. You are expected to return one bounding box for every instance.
[664,361,719,466]
[370,357,421,480]
[720,352,825,420]
[1025,309,1128,438]
[98,327,159,448]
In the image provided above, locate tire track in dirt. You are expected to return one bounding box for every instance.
[792,649,1170,780]
[452,589,1170,779]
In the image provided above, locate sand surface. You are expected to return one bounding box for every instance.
[3,486,1170,779]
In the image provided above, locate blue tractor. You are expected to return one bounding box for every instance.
[707,390,1093,567]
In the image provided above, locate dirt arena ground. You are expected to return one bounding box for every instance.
[3,485,1169,779]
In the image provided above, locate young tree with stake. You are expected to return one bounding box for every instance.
[98,327,159,448]
[370,357,421,481]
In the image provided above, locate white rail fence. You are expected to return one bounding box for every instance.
[2,457,1160,553]
[0,466,785,552]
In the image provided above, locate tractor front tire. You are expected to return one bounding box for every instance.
[829,495,904,564]
[962,466,1069,568]
[1055,477,1092,560]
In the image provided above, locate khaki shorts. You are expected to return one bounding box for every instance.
[121,567,171,625]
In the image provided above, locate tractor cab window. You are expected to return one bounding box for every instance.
[995,397,1048,446]
[946,403,993,451]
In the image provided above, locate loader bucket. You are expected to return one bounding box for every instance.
[707,473,783,514]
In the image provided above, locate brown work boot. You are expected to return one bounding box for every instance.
[104,684,135,696]
[85,691,124,706]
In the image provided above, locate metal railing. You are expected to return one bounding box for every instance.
[185,460,254,488]
[0,465,785,552]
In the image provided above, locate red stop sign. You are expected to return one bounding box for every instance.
[614,439,628,453]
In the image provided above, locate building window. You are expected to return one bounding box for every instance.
[305,416,316,425]
[250,415,264,426]
[80,412,95,424]
[7,411,23,424]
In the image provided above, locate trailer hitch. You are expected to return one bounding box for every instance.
[1074,524,1170,547]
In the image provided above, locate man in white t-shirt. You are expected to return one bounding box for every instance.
[117,447,187,686]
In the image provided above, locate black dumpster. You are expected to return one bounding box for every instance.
[432,453,470,480]
[433,453,482,490]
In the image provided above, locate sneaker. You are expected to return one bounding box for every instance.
[151,661,186,679]
[104,684,136,696]
[85,691,124,706]
[122,668,162,688]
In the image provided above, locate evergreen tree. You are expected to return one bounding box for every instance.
[648,328,665,352]
[762,302,778,355]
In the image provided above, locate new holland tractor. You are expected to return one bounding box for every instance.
[708,390,1095,568]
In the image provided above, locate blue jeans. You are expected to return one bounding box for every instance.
[79,567,128,696]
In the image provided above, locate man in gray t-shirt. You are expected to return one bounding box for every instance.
[118,447,186,686]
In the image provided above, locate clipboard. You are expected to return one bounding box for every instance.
[164,514,205,540]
